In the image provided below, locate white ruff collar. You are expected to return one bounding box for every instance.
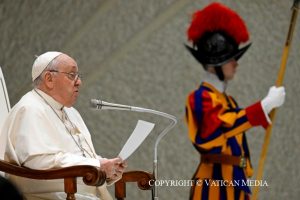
[202,71,227,92]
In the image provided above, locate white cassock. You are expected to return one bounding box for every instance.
[0,89,113,200]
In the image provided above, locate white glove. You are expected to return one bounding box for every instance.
[261,86,286,114]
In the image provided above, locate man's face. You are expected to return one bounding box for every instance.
[51,54,82,107]
[222,59,238,81]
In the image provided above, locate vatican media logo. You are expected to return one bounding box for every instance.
[148,179,269,187]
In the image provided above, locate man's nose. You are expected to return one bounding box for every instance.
[74,77,82,86]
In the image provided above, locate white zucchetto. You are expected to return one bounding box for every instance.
[32,51,63,81]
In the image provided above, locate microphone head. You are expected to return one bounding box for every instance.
[90,99,101,109]
[90,99,132,111]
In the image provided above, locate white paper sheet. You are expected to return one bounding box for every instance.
[118,120,155,160]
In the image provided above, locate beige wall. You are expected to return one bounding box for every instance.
[1,0,299,199]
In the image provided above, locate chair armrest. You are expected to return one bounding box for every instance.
[0,159,106,186]
[115,170,154,200]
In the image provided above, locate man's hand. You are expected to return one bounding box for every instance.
[261,86,286,114]
[100,157,127,181]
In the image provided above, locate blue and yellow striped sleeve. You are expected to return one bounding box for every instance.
[186,87,269,149]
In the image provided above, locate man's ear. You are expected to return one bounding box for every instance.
[43,71,54,89]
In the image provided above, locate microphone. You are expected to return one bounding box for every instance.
[90,98,177,200]
[90,99,146,112]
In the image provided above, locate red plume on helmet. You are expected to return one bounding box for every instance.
[187,2,249,44]
[185,2,251,68]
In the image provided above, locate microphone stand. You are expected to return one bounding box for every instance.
[130,107,177,200]
[92,100,177,199]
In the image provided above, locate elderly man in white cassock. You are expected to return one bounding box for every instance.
[1,51,126,200]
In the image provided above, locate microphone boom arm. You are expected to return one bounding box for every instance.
[126,106,177,200]
[90,99,177,199]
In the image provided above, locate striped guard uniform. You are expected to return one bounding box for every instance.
[186,81,269,200]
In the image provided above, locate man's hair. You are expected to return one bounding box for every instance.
[33,58,59,88]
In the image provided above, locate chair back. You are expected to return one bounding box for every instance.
[0,67,11,165]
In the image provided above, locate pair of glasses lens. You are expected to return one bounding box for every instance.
[48,70,81,81]
[66,72,80,81]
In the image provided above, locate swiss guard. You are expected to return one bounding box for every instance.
[185,2,286,200]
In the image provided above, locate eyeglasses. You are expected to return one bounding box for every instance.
[48,70,81,81]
